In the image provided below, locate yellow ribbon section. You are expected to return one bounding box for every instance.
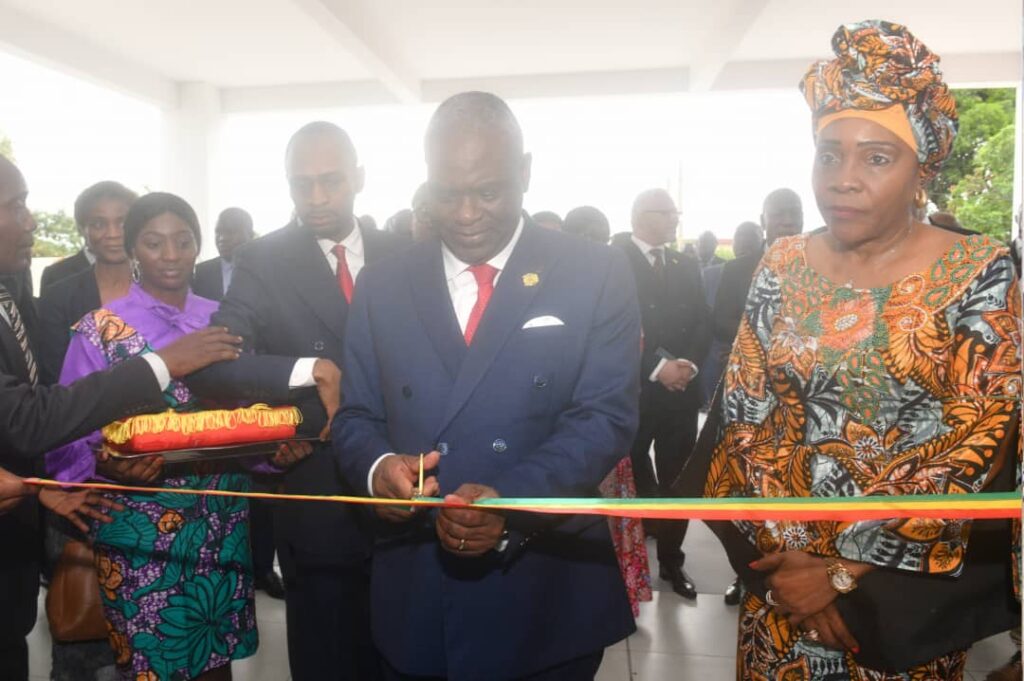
[23,478,1023,521]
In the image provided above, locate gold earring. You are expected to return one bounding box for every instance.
[914,188,928,210]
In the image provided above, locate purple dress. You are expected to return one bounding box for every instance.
[46,284,257,680]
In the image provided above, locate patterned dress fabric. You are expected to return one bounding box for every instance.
[599,457,653,616]
[800,19,958,182]
[46,284,257,680]
[704,234,1022,680]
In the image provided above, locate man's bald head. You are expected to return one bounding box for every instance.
[285,122,357,166]
[285,121,363,240]
[631,189,679,246]
[732,221,764,259]
[425,91,524,155]
[0,155,35,274]
[761,188,803,245]
[423,92,531,265]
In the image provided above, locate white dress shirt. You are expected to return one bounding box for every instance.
[631,234,665,267]
[367,218,525,495]
[220,259,235,294]
[442,218,524,333]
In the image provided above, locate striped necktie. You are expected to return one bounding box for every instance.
[0,286,37,386]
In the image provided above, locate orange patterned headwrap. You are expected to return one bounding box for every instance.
[800,20,959,182]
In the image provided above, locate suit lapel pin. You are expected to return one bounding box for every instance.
[522,273,539,287]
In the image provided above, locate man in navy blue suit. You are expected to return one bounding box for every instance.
[333,92,641,680]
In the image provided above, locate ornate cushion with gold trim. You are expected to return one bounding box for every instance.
[102,403,302,454]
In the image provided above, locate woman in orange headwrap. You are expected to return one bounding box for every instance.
[702,20,1021,681]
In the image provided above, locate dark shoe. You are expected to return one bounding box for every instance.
[255,570,286,600]
[659,564,697,600]
[723,577,742,605]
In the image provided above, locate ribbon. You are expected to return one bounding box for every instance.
[23,478,1022,521]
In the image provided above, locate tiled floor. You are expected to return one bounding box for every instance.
[28,520,1019,680]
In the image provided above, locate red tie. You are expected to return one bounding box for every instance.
[463,263,498,345]
[332,244,354,304]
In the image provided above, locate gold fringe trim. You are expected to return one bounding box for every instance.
[103,404,303,445]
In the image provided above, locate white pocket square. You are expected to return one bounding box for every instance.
[522,315,565,329]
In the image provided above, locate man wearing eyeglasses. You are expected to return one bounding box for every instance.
[611,188,711,600]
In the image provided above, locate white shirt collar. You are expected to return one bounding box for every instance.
[630,233,665,257]
[317,220,364,258]
[442,217,525,283]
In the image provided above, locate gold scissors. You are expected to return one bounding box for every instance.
[411,452,424,501]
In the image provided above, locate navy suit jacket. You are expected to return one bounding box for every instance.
[333,223,640,680]
[187,221,399,568]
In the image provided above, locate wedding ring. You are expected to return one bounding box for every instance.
[803,629,821,642]
[458,537,466,552]
[764,589,779,607]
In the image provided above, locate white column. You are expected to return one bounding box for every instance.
[161,82,221,259]
[1014,84,1022,242]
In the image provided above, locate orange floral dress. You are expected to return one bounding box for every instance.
[704,234,1022,680]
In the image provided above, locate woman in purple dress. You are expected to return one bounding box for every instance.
[46,193,282,681]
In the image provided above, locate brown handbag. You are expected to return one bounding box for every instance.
[46,538,108,642]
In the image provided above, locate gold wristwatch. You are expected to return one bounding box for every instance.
[825,558,858,594]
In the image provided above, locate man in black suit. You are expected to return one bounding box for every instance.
[612,188,710,600]
[187,121,399,681]
[0,155,243,680]
[193,207,255,301]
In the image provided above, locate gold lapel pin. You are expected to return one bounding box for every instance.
[522,273,539,287]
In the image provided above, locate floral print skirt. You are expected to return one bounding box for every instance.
[599,457,652,616]
[92,472,257,680]
[736,592,967,681]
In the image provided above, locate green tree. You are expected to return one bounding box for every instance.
[930,88,1015,210]
[0,135,11,160]
[32,210,82,257]
[928,88,1016,240]
[948,125,1015,238]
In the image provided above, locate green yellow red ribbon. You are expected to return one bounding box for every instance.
[22,478,1022,521]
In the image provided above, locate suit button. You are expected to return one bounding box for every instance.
[313,341,325,351]
[402,385,412,398]
[437,442,449,456]
[533,375,548,389]
[492,438,507,453]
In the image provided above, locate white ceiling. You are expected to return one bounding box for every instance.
[0,0,1019,110]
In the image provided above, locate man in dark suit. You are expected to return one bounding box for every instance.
[186,122,399,681]
[333,92,639,680]
[193,207,255,301]
[194,206,289,599]
[0,155,243,680]
[611,188,710,600]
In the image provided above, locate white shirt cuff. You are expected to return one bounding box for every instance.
[648,357,668,382]
[680,359,700,377]
[367,453,394,496]
[142,353,171,391]
[289,357,318,388]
